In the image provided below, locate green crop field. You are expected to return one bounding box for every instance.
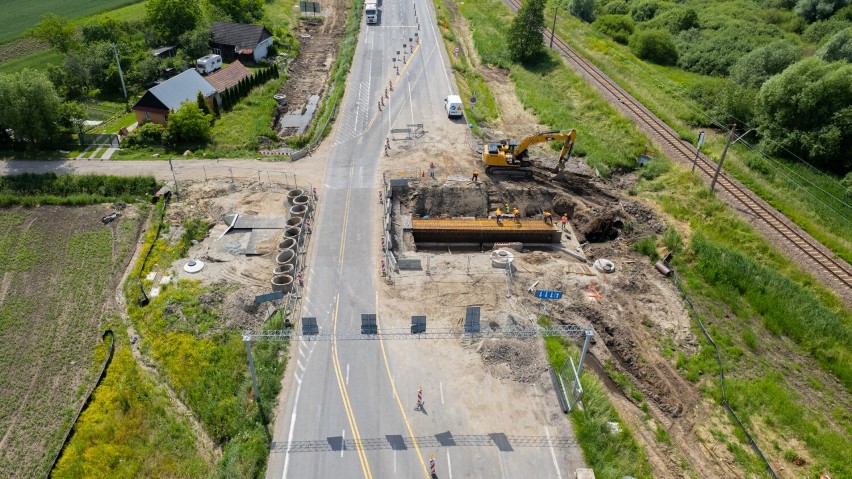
[0,205,142,477]
[0,0,143,43]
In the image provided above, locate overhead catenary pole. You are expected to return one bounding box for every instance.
[691,131,705,173]
[710,125,736,192]
[550,4,559,48]
[243,335,261,402]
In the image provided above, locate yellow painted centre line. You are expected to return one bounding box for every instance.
[363,43,423,133]
[329,162,373,479]
[375,290,431,477]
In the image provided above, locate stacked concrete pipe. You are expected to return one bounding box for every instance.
[286,217,303,229]
[274,263,294,276]
[289,203,307,219]
[293,194,311,214]
[271,275,293,293]
[275,248,296,266]
[287,188,305,207]
[284,226,302,246]
[278,237,297,251]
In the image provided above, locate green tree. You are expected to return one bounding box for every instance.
[81,17,128,44]
[817,27,852,62]
[730,40,802,89]
[168,101,212,145]
[570,0,596,23]
[145,0,202,44]
[604,0,629,15]
[0,70,62,147]
[208,0,264,23]
[630,29,677,65]
[29,13,79,53]
[631,1,661,22]
[178,27,212,60]
[196,91,212,116]
[212,97,221,117]
[756,57,852,171]
[507,0,546,64]
[795,0,850,22]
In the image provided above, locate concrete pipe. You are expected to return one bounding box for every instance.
[284,226,302,244]
[289,204,307,219]
[271,274,293,293]
[278,237,297,251]
[294,194,311,213]
[287,188,305,206]
[274,264,294,276]
[275,248,297,266]
[286,217,303,229]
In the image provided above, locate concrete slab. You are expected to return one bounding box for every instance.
[233,215,287,230]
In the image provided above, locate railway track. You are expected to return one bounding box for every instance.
[504,0,852,291]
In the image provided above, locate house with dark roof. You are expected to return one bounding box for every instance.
[211,21,273,63]
[131,69,217,126]
[204,60,253,103]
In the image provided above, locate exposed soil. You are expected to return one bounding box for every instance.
[272,0,349,137]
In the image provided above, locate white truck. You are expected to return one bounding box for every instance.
[365,2,378,24]
[196,54,223,75]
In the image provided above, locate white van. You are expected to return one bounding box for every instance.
[365,2,378,24]
[444,95,463,118]
[196,54,223,75]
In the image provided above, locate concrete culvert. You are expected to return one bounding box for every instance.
[271,275,293,293]
[274,264,294,276]
[594,258,616,273]
[276,248,296,265]
[286,217,303,228]
[278,237,297,251]
[287,189,305,206]
[284,226,301,244]
[294,194,311,212]
[290,204,307,219]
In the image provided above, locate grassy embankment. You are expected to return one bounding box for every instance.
[0,172,156,206]
[433,0,500,132]
[121,209,287,476]
[549,10,852,264]
[456,0,851,476]
[53,334,212,479]
[0,0,143,43]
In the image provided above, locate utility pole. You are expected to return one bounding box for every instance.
[550,4,559,48]
[691,131,705,173]
[710,125,736,192]
[168,158,179,198]
[112,44,128,108]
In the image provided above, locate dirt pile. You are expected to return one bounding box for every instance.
[480,339,549,383]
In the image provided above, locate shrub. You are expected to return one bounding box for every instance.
[795,0,849,22]
[802,18,851,43]
[730,40,802,89]
[675,21,781,76]
[755,56,852,171]
[168,101,212,145]
[638,157,671,180]
[630,29,678,65]
[571,0,597,23]
[817,27,852,61]
[137,122,166,145]
[604,0,629,15]
[631,1,661,22]
[593,14,635,43]
[646,8,699,33]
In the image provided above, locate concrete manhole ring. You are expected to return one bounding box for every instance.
[594,258,615,273]
[184,260,205,273]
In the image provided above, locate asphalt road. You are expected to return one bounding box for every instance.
[266,1,582,478]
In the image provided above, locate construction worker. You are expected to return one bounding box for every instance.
[471,170,478,182]
[513,207,520,224]
[561,214,568,231]
[429,162,436,178]
[544,211,553,225]
[495,207,503,225]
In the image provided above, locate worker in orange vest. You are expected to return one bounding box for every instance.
[543,211,553,225]
[495,207,503,225]
[513,207,520,224]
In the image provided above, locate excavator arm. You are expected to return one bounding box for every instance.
[513,129,577,163]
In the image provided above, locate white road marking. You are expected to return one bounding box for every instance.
[408,82,414,123]
[346,363,350,385]
[423,0,453,92]
[297,360,305,372]
[545,427,563,479]
[394,451,397,474]
[341,429,346,458]
[440,381,444,405]
[282,341,318,478]
[446,450,453,479]
[496,450,509,479]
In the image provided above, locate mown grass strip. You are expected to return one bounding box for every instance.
[0,173,157,205]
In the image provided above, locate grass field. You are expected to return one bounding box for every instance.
[0,0,143,43]
[456,0,851,476]
[0,205,143,478]
[551,15,852,263]
[0,49,63,74]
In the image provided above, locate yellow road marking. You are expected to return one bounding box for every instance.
[375,290,431,477]
[364,43,423,133]
[329,162,373,478]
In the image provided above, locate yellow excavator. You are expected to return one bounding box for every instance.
[482,129,577,176]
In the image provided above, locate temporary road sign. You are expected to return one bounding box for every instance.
[535,289,563,300]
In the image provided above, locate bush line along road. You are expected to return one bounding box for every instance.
[503,0,852,301]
